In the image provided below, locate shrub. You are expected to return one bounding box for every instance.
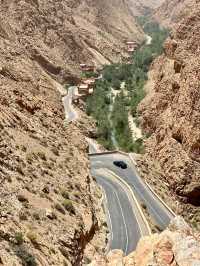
[15,246,37,266]
[141,202,147,210]
[14,232,24,245]
[61,189,69,200]
[62,200,75,215]
[27,231,38,244]
[54,203,66,215]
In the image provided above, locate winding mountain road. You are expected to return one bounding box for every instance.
[90,152,174,232]
[92,168,150,255]
[62,82,174,256]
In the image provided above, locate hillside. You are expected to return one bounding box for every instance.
[0,0,144,84]
[91,217,200,266]
[153,0,195,27]
[138,1,200,228]
[0,0,146,265]
[128,0,165,16]
[0,52,108,265]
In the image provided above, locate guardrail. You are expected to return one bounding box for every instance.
[89,150,119,156]
[145,181,176,217]
[128,154,176,218]
[90,149,175,218]
[100,187,112,254]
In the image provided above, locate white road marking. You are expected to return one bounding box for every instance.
[114,191,129,255]
[104,190,114,242]
[105,168,151,235]
[125,190,143,236]
[106,169,143,236]
[129,181,166,227]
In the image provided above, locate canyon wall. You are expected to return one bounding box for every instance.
[0,0,144,265]
[0,0,144,83]
[138,1,200,227]
[0,44,107,265]
[153,0,196,28]
[128,0,165,16]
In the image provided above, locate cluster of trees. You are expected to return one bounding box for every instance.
[86,80,114,150]
[86,19,168,153]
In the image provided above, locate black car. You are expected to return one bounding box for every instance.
[113,160,128,169]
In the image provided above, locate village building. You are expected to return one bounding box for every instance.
[78,83,89,94]
[83,78,96,87]
[126,41,137,52]
[79,63,95,72]
[78,77,96,96]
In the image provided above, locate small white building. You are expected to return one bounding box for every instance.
[78,84,89,94]
[126,41,137,52]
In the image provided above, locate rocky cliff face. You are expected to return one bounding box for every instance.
[138,1,200,227]
[153,0,196,28]
[0,55,107,264]
[90,217,200,266]
[128,0,165,16]
[0,0,144,83]
[0,0,146,264]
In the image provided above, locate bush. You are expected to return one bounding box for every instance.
[112,79,121,90]
[62,200,75,215]
[61,189,70,200]
[27,231,38,244]
[54,203,66,215]
[14,232,24,245]
[15,246,37,266]
[132,138,145,154]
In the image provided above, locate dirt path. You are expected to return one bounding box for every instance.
[145,35,152,45]
[128,112,142,141]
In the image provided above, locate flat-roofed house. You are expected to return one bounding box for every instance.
[126,41,137,52]
[78,84,89,94]
[83,78,96,88]
[79,64,95,72]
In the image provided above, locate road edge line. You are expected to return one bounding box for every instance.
[100,186,113,254]
[145,181,176,217]
[128,154,176,217]
[107,170,151,236]
[114,191,129,255]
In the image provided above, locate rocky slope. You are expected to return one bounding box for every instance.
[0,0,144,84]
[90,216,200,265]
[128,0,165,16]
[0,55,108,264]
[0,0,147,264]
[153,0,196,28]
[138,1,200,228]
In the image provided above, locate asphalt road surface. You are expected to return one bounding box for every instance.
[90,153,174,231]
[92,169,147,255]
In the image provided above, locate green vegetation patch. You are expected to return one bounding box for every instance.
[86,19,168,153]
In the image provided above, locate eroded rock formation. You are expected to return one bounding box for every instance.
[90,217,200,266]
[0,0,146,264]
[138,1,200,227]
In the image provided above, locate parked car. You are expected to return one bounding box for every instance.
[113,161,128,169]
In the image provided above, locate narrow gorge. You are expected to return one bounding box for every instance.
[0,0,200,265]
